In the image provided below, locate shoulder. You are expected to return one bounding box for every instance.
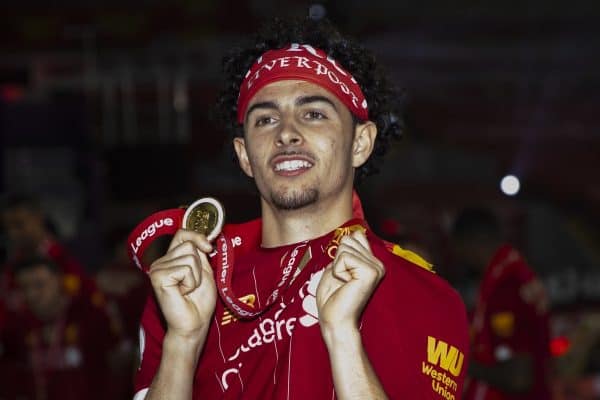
[370,235,464,309]
[491,244,537,283]
[368,234,469,348]
[362,235,470,396]
[488,245,549,315]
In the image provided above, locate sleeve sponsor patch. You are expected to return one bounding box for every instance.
[422,336,465,399]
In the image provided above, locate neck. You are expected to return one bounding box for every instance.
[260,188,354,247]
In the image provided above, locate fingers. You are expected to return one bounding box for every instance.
[331,232,385,283]
[350,230,371,252]
[167,229,213,253]
[152,254,201,287]
[332,251,365,282]
[150,264,198,296]
[150,228,215,296]
[337,230,371,255]
[194,246,213,276]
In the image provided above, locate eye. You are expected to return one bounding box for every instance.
[255,116,277,127]
[304,110,327,120]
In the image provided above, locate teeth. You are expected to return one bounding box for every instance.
[274,160,313,172]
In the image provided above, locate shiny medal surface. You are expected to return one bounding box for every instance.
[182,197,225,241]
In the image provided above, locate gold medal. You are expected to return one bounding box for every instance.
[182,197,225,241]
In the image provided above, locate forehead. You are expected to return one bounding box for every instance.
[247,79,344,108]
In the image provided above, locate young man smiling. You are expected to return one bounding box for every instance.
[134,17,469,399]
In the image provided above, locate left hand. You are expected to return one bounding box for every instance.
[316,230,385,334]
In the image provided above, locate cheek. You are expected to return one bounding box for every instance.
[323,137,352,168]
[249,152,267,177]
[245,139,269,168]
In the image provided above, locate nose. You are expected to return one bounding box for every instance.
[276,118,303,147]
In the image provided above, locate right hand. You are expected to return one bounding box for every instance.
[149,229,217,340]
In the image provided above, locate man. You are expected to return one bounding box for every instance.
[0,194,97,312]
[0,258,118,400]
[452,208,551,400]
[134,17,469,399]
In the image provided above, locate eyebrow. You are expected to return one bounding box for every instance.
[295,95,338,110]
[245,101,279,120]
[245,95,339,120]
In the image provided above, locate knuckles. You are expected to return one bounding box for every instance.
[175,229,209,247]
[180,240,197,254]
[148,268,166,289]
[148,258,202,288]
[333,247,385,280]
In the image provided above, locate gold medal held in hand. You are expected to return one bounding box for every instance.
[182,197,225,241]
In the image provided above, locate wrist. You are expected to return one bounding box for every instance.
[167,322,210,341]
[321,323,362,350]
[164,329,207,359]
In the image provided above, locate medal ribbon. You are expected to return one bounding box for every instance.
[214,234,310,319]
[127,197,369,320]
[214,219,368,320]
[126,208,311,319]
[127,208,185,271]
[127,191,365,272]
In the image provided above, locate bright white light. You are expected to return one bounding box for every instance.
[500,175,520,196]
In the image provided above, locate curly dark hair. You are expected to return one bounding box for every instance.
[214,16,404,183]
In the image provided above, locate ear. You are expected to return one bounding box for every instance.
[233,137,254,178]
[351,121,378,168]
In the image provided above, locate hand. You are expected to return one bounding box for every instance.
[316,230,385,336]
[149,229,217,341]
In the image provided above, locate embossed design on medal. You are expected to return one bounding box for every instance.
[182,197,225,241]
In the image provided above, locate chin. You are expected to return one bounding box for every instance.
[270,188,319,210]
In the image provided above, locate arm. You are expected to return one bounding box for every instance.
[144,230,217,400]
[145,333,205,399]
[317,231,388,400]
[322,327,387,399]
[469,354,533,393]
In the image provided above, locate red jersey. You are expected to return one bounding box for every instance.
[464,244,551,400]
[0,292,119,400]
[42,238,98,297]
[1,238,97,314]
[134,218,469,399]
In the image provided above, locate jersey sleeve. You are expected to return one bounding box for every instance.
[134,295,167,396]
[360,245,470,399]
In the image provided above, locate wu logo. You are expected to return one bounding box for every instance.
[426,336,464,377]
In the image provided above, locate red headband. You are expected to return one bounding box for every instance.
[236,44,369,124]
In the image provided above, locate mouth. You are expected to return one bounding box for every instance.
[271,155,314,176]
